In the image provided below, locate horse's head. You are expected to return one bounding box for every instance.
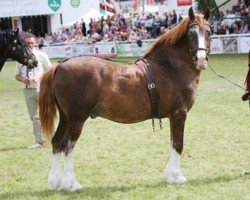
[187,7,211,70]
[6,29,38,69]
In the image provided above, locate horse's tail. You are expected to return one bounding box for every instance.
[39,64,58,139]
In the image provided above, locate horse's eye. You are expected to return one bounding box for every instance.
[206,30,211,37]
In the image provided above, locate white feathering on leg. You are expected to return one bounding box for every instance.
[48,153,62,190]
[166,144,187,184]
[59,148,83,191]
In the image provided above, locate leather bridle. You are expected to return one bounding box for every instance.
[187,22,211,63]
[0,32,34,71]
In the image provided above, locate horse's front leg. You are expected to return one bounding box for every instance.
[166,109,187,184]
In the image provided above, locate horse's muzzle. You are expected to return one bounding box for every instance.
[194,57,208,70]
[194,50,209,70]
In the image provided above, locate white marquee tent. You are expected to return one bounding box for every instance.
[60,8,107,29]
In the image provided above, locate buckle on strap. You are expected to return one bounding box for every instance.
[148,83,155,89]
[136,58,162,131]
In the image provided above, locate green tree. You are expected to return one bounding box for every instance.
[195,0,216,12]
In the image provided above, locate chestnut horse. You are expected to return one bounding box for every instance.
[39,7,211,191]
[0,29,37,72]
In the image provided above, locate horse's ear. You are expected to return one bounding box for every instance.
[14,28,19,36]
[189,7,195,21]
[204,6,210,21]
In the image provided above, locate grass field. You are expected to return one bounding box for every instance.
[0,55,249,200]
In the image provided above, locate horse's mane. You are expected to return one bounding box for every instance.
[0,30,14,40]
[144,14,207,58]
[0,29,14,37]
[0,30,26,48]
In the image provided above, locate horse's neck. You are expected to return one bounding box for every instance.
[146,38,201,92]
[0,35,8,54]
[148,38,199,77]
[0,34,9,71]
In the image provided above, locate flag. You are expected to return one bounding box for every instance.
[100,0,116,13]
[177,0,192,6]
[148,0,154,6]
[134,0,139,9]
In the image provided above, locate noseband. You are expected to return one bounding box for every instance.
[188,22,211,62]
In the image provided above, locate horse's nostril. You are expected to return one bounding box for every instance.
[194,56,198,62]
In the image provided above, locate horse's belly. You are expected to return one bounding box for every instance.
[93,95,151,124]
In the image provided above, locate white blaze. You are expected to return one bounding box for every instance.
[194,26,207,70]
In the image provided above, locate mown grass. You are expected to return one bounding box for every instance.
[0,55,249,200]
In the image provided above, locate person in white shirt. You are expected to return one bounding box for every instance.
[222,10,236,27]
[15,33,51,149]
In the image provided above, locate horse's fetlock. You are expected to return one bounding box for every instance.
[173,142,183,154]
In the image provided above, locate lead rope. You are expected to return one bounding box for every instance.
[208,64,249,108]
[209,64,245,90]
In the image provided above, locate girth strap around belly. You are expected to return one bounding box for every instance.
[135,58,162,131]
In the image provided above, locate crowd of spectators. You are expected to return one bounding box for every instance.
[36,10,182,46]
[34,0,249,46]
[212,0,250,35]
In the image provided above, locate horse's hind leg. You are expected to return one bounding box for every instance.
[166,109,187,184]
[58,118,85,192]
[48,113,67,191]
[49,152,62,190]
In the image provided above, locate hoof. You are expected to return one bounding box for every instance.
[58,173,83,192]
[69,182,83,192]
[58,180,83,192]
[48,171,62,191]
[168,174,187,184]
[167,169,187,184]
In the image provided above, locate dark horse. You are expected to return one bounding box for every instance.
[39,8,211,191]
[0,29,37,72]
